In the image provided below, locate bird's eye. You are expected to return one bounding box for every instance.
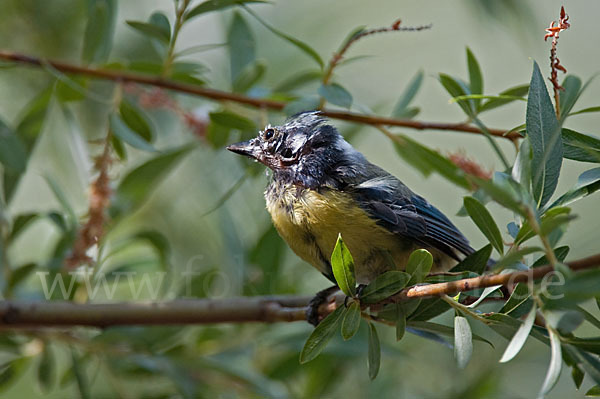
[263,128,275,140]
[281,148,293,158]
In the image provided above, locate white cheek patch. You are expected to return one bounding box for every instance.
[287,135,308,154]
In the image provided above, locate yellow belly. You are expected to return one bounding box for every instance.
[265,183,450,284]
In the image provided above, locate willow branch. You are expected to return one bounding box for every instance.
[1,253,600,328]
[0,50,519,139]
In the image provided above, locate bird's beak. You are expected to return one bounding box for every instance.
[226,139,259,159]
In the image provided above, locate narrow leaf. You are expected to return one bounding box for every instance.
[317,84,352,108]
[479,84,529,113]
[360,271,410,304]
[500,304,536,362]
[126,20,170,44]
[492,247,543,272]
[243,6,324,68]
[184,0,269,21]
[549,167,600,208]
[439,73,475,117]
[450,244,492,274]
[454,316,473,369]
[341,302,361,340]
[569,106,600,116]
[331,234,356,297]
[209,111,256,131]
[463,196,504,254]
[396,304,406,341]
[526,61,563,208]
[562,129,600,163]
[466,48,483,109]
[392,70,424,118]
[228,12,255,83]
[300,306,346,363]
[110,114,156,152]
[559,75,582,122]
[408,321,494,347]
[406,249,433,285]
[367,322,381,380]
[82,0,117,64]
[111,145,195,217]
[538,329,562,398]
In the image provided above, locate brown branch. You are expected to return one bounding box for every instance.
[1,253,600,328]
[0,50,520,140]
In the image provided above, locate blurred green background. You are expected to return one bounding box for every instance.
[0,0,599,398]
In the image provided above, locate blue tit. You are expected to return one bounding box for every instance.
[227,112,474,316]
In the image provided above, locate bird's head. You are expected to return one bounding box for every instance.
[227,112,358,188]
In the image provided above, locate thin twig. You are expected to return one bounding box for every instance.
[1,253,599,327]
[544,6,570,119]
[0,50,520,139]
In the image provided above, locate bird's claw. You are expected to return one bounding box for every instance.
[306,285,340,326]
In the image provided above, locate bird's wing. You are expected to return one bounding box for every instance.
[344,171,474,261]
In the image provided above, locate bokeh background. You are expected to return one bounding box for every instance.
[0,0,599,398]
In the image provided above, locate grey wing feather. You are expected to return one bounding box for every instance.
[341,165,474,260]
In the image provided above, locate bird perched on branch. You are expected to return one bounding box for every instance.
[227,112,475,324]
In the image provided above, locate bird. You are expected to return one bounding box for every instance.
[227,112,475,324]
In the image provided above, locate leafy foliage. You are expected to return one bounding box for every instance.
[0,2,599,398]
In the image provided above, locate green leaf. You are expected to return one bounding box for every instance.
[184,0,269,21]
[567,346,600,386]
[586,386,600,397]
[572,365,584,390]
[406,249,433,285]
[0,357,29,392]
[209,111,256,131]
[478,84,529,113]
[450,244,492,274]
[515,207,572,244]
[300,305,346,363]
[341,302,361,340]
[454,316,473,369]
[274,70,322,93]
[228,12,255,83]
[82,0,117,64]
[132,230,171,269]
[120,100,154,142]
[242,6,323,69]
[569,106,600,117]
[392,70,424,118]
[463,196,504,255]
[44,175,77,227]
[0,119,27,174]
[500,283,532,316]
[317,84,352,108]
[111,145,195,217]
[526,61,563,208]
[466,48,483,109]
[470,176,527,216]
[110,114,156,152]
[492,247,543,272]
[559,75,582,122]
[233,59,267,93]
[126,15,171,44]
[360,271,410,304]
[392,134,471,190]
[282,96,320,116]
[439,73,474,117]
[37,344,55,392]
[395,304,406,341]
[532,246,570,268]
[407,321,494,347]
[499,303,536,363]
[539,329,562,398]
[111,135,127,160]
[7,263,37,293]
[367,322,381,380]
[7,213,37,243]
[549,167,600,208]
[512,138,532,189]
[562,129,600,163]
[557,269,600,302]
[330,234,356,297]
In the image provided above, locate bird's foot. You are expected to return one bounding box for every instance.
[306,285,340,326]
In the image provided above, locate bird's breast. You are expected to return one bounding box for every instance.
[264,181,417,283]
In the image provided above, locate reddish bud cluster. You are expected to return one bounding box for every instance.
[448,151,492,183]
[545,6,570,96]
